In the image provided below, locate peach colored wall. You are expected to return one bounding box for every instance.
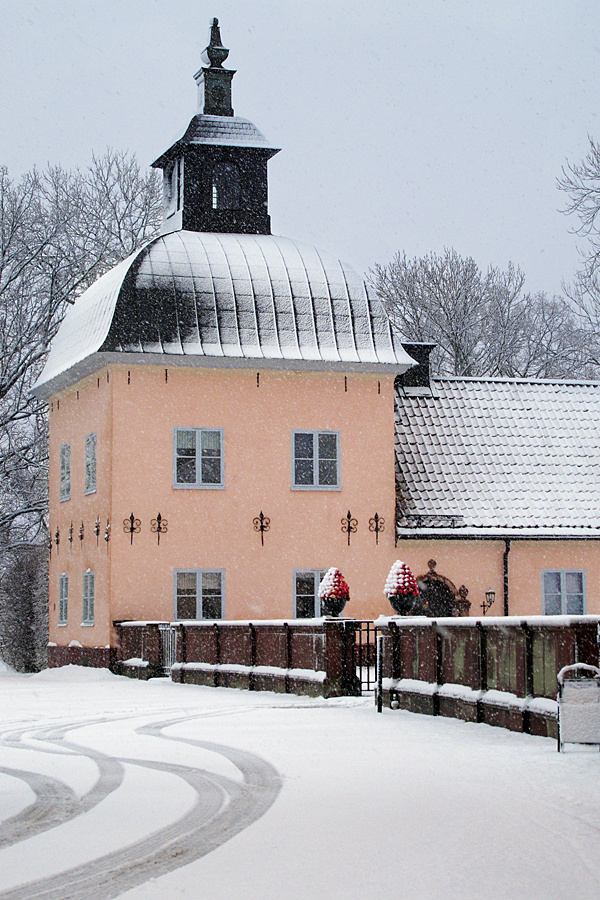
[394,538,600,616]
[48,363,600,650]
[48,371,113,647]
[108,365,398,622]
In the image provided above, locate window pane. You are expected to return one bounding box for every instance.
[296,596,316,618]
[176,571,197,619]
[201,572,222,619]
[544,593,562,615]
[318,459,337,485]
[296,572,315,596]
[318,433,337,459]
[177,595,197,619]
[295,459,314,485]
[176,430,197,484]
[565,572,583,594]
[565,593,584,615]
[85,433,97,494]
[295,433,313,457]
[543,572,561,593]
[201,430,221,454]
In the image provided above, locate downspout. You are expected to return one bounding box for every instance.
[503,539,511,616]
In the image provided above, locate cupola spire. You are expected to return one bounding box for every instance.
[194,18,235,117]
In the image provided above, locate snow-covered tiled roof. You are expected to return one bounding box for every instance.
[152,115,278,166]
[33,232,414,398]
[395,377,600,536]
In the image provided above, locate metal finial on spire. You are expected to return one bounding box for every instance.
[203,17,230,68]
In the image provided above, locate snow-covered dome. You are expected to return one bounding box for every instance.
[33,231,415,398]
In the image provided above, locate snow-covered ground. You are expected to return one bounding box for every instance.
[1,664,599,899]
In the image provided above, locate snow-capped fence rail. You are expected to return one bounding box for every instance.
[376,615,600,738]
[113,619,361,698]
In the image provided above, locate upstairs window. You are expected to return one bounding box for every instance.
[294,570,328,618]
[542,570,586,615]
[211,163,241,210]
[82,570,95,625]
[292,431,340,490]
[84,433,97,494]
[173,428,224,488]
[58,574,68,625]
[164,157,183,217]
[174,570,224,620]
[59,444,71,501]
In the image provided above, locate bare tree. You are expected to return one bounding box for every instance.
[370,248,591,378]
[558,136,600,367]
[0,151,161,668]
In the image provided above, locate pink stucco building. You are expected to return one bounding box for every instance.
[33,23,600,668]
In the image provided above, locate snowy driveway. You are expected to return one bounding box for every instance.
[1,665,600,899]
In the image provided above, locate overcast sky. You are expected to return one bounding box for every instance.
[1,1,599,295]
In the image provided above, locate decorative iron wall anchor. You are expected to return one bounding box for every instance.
[54,528,60,550]
[94,516,101,545]
[368,512,385,545]
[104,518,111,550]
[123,513,141,545]
[79,521,84,543]
[151,513,168,545]
[341,510,358,545]
[253,511,270,545]
[68,522,74,544]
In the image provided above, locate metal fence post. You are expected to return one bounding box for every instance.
[376,634,384,713]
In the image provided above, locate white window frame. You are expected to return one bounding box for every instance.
[58,574,68,625]
[59,443,71,501]
[293,569,328,618]
[84,432,97,495]
[541,569,586,615]
[82,570,95,625]
[173,570,225,620]
[173,428,225,489]
[291,431,340,490]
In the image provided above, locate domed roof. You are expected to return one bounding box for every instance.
[33,231,415,398]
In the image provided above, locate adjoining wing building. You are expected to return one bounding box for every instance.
[35,22,600,668]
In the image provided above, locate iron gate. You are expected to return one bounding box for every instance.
[355,620,377,693]
[159,623,177,675]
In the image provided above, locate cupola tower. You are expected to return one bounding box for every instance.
[152,19,280,236]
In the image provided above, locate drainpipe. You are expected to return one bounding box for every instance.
[503,539,511,616]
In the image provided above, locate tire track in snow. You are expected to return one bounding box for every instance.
[0,712,282,899]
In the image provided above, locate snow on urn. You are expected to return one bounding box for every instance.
[318,568,350,617]
[384,560,420,615]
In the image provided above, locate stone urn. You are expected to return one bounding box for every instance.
[318,567,350,617]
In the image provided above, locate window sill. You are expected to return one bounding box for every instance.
[173,483,225,490]
[81,622,95,627]
[59,496,71,503]
[291,485,341,491]
[57,622,67,627]
[84,488,97,496]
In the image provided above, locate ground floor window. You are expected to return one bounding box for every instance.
[542,570,585,615]
[174,570,224,620]
[294,570,328,618]
[82,570,95,625]
[59,574,68,624]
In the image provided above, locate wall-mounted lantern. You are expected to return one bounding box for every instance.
[481,589,496,616]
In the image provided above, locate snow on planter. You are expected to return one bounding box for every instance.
[384,560,420,615]
[318,567,350,616]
